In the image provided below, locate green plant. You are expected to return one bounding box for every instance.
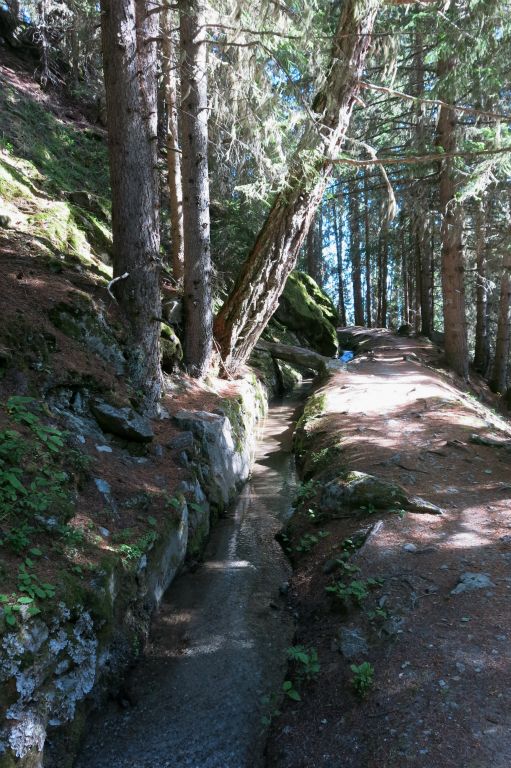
[287,645,320,682]
[282,680,301,701]
[7,396,65,452]
[325,577,382,607]
[1,523,34,554]
[117,530,157,565]
[367,607,390,623]
[295,529,329,553]
[17,562,55,600]
[293,480,318,505]
[0,593,38,626]
[260,692,281,726]
[350,662,375,698]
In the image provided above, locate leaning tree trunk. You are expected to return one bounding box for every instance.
[162,8,184,282]
[306,213,322,287]
[490,252,511,393]
[180,0,213,377]
[214,0,381,374]
[437,58,468,378]
[100,0,162,411]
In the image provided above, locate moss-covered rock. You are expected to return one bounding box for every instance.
[160,323,183,372]
[275,272,339,357]
[293,392,327,459]
[320,471,408,518]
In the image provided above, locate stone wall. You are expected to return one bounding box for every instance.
[0,377,267,768]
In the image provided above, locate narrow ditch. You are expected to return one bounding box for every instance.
[75,387,308,768]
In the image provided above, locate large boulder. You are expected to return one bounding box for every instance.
[275,272,339,357]
[174,409,250,509]
[321,471,408,517]
[91,399,154,442]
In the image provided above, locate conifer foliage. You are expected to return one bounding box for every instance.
[3,0,511,400]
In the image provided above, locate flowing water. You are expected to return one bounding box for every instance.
[75,390,305,768]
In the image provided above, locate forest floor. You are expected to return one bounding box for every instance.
[266,328,511,768]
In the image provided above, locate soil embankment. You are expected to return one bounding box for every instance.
[267,328,511,768]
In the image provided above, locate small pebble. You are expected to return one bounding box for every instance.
[403,543,417,553]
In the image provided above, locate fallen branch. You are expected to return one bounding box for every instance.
[107,272,129,301]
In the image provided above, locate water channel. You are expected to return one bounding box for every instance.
[75,390,306,768]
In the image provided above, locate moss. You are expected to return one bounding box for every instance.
[294,392,327,457]
[275,272,339,356]
[160,323,183,371]
[219,396,245,453]
[303,442,344,479]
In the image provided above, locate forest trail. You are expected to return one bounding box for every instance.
[267,329,511,768]
[74,395,304,768]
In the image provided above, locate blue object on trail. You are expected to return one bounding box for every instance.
[339,350,354,363]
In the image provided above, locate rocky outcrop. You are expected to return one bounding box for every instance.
[173,377,266,513]
[48,300,125,375]
[90,399,154,443]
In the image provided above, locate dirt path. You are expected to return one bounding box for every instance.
[74,395,304,768]
[267,329,511,768]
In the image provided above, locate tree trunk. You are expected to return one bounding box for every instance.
[380,226,388,327]
[255,340,343,375]
[413,32,433,338]
[350,177,365,325]
[180,0,213,377]
[402,242,409,325]
[306,213,322,287]
[363,170,372,327]
[214,0,381,374]
[473,203,490,376]
[332,199,347,326]
[437,58,468,378]
[490,253,511,393]
[162,9,184,282]
[100,0,162,411]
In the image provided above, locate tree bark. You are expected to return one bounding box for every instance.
[306,213,323,287]
[473,202,490,376]
[413,32,433,338]
[332,199,347,326]
[100,0,162,411]
[437,58,468,378]
[162,8,184,282]
[350,177,365,325]
[490,253,511,393]
[214,0,381,374]
[363,170,372,327]
[380,225,388,327]
[180,0,213,377]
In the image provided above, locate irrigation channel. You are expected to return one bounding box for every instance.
[75,387,308,768]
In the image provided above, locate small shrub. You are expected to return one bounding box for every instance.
[350,662,374,698]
